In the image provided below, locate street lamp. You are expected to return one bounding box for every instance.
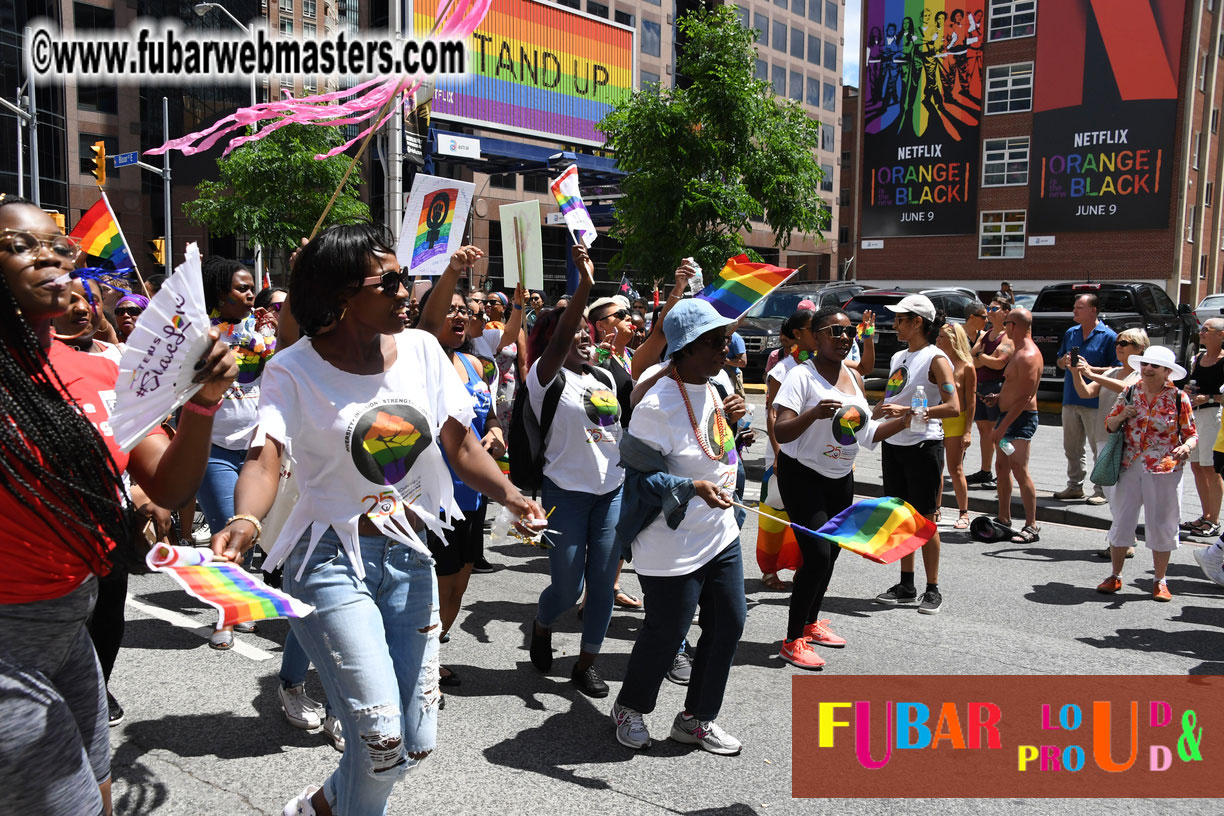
[193,3,264,284]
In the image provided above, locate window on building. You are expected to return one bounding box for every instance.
[641,19,661,56]
[304,22,316,38]
[282,0,293,11]
[642,70,661,88]
[842,149,851,163]
[587,2,609,19]
[825,1,837,30]
[1213,109,1220,134]
[985,62,1034,114]
[839,226,850,244]
[774,0,786,9]
[823,81,837,111]
[772,64,786,97]
[756,60,769,81]
[304,74,317,91]
[490,174,516,191]
[558,0,579,8]
[1207,181,1215,204]
[979,211,1027,258]
[808,0,821,24]
[790,71,804,102]
[824,39,836,70]
[988,0,1036,41]
[807,76,821,107]
[821,163,834,192]
[1202,256,1209,281]
[1201,55,1209,92]
[807,34,820,65]
[523,175,548,194]
[754,13,769,46]
[303,0,315,16]
[982,136,1030,186]
[791,28,804,59]
[74,2,113,29]
[793,0,805,17]
[1188,205,1198,243]
[822,125,835,151]
[1194,131,1201,169]
[77,85,118,115]
[773,21,786,53]
[280,16,293,35]
[78,133,119,177]
[641,0,659,7]
[616,10,635,27]
[280,75,294,93]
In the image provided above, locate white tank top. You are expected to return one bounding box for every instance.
[881,343,948,446]
[775,361,875,478]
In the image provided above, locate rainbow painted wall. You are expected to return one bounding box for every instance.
[415,0,635,145]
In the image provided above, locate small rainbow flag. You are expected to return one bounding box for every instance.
[146,544,314,628]
[549,165,597,247]
[70,195,133,270]
[755,468,802,574]
[816,496,936,564]
[697,255,798,320]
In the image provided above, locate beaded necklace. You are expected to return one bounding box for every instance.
[671,368,733,461]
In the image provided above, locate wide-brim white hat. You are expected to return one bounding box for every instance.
[1128,345,1187,381]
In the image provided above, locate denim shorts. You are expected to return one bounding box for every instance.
[996,409,1039,441]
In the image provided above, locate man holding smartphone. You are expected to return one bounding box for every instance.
[1055,293,1118,503]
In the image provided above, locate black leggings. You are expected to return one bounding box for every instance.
[776,453,855,642]
[86,563,128,684]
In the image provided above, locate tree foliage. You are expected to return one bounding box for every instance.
[184,124,370,265]
[599,6,828,278]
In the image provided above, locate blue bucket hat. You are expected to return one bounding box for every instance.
[663,299,737,358]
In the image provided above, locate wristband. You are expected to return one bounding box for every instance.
[183,397,223,417]
[862,326,875,338]
[513,304,523,310]
[227,514,263,543]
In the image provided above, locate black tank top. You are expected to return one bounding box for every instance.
[976,331,1005,383]
[1192,353,1224,402]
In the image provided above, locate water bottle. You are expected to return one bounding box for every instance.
[685,257,704,296]
[998,437,1016,456]
[910,386,928,433]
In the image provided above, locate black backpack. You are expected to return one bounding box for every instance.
[507,367,616,492]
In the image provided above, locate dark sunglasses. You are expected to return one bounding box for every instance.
[362,268,410,296]
[1116,339,1133,347]
[819,324,855,338]
[987,306,1009,313]
[600,308,629,321]
[269,301,283,312]
[114,306,143,317]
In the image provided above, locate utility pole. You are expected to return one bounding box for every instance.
[386,0,405,249]
[132,98,172,271]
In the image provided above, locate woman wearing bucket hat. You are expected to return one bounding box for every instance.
[1098,346,1196,601]
[611,298,747,756]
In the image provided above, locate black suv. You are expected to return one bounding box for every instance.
[843,288,980,377]
[737,282,865,382]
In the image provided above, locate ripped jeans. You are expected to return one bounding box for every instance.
[283,528,440,816]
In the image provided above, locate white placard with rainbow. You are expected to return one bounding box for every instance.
[397,174,476,277]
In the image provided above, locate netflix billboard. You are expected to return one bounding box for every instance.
[1029,0,1185,232]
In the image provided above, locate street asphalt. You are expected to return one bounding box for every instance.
[106,392,1223,815]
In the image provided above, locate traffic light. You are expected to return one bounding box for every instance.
[43,210,66,231]
[148,237,165,266]
[90,141,106,186]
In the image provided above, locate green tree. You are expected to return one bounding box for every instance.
[184,124,369,270]
[599,6,828,278]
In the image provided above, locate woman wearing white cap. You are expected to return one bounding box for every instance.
[1097,346,1196,602]
[871,294,959,615]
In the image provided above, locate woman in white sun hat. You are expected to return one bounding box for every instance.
[1098,345,1196,602]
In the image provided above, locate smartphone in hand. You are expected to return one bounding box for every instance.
[1070,346,1080,367]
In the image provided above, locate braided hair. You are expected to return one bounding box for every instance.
[0,196,132,575]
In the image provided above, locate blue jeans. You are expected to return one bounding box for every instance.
[538,478,622,654]
[616,542,746,722]
[283,529,440,816]
[195,444,247,536]
[278,631,314,691]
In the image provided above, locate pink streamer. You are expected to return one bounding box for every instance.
[147,0,491,159]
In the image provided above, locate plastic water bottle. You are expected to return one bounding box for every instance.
[685,257,704,296]
[998,437,1016,456]
[910,386,928,433]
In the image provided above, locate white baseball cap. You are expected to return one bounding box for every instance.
[886,294,937,322]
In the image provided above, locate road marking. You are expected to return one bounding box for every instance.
[125,595,275,661]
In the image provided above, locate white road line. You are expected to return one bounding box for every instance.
[125,595,275,661]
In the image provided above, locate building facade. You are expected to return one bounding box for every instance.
[849,0,1223,307]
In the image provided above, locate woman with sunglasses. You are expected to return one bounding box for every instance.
[212,226,542,815]
[253,286,288,334]
[0,195,235,815]
[967,299,1014,488]
[772,308,909,669]
[525,246,626,698]
[1178,320,1224,539]
[111,292,148,346]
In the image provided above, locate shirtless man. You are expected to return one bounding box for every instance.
[990,307,1042,544]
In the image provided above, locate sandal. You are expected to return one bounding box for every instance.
[761,572,792,591]
[439,667,461,687]
[1180,516,1206,532]
[208,629,234,651]
[1011,524,1041,544]
[954,511,970,530]
[613,589,642,609]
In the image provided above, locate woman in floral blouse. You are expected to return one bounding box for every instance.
[1098,346,1196,602]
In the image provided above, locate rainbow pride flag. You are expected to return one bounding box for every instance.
[697,255,797,320]
[549,165,596,247]
[146,545,314,628]
[70,195,133,270]
[755,469,802,574]
[816,496,936,564]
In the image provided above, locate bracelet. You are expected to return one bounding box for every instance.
[182,397,223,417]
[227,514,262,543]
[513,304,523,310]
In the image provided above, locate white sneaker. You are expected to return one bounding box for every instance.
[278,684,324,730]
[282,786,319,816]
[610,701,651,750]
[1194,543,1224,587]
[321,713,345,753]
[669,712,742,756]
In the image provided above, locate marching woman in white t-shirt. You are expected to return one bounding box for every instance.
[210,226,543,816]
[525,246,626,698]
[871,294,959,615]
[772,307,909,670]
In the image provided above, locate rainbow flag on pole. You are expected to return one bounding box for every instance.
[70,194,133,271]
[697,255,798,320]
[549,165,597,248]
[146,544,314,628]
[816,496,936,564]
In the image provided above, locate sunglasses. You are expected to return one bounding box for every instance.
[987,306,1009,313]
[1139,361,1166,369]
[0,229,81,261]
[361,268,410,296]
[1116,340,1133,347]
[447,305,472,318]
[114,306,143,317]
[698,333,731,350]
[600,308,629,321]
[818,324,855,338]
[268,301,283,312]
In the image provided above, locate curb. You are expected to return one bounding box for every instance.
[852,479,1114,531]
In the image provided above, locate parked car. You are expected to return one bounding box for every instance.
[737,281,865,382]
[1012,291,1038,310]
[842,287,979,377]
[1195,293,1224,328]
[1030,282,1197,387]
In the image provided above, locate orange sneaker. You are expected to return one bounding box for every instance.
[1153,582,1172,602]
[802,619,847,648]
[1096,576,1123,594]
[779,637,826,670]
